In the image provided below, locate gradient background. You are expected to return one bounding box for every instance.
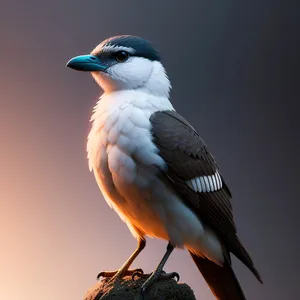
[1,1,299,299]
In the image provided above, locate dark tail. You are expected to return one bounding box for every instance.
[189,251,246,300]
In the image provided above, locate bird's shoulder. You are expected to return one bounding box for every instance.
[150,109,220,179]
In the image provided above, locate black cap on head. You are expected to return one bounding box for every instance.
[100,35,161,61]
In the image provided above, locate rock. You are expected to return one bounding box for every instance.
[84,276,196,300]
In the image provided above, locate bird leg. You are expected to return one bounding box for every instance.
[97,238,146,281]
[138,242,178,297]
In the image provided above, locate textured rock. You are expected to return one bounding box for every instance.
[84,276,196,300]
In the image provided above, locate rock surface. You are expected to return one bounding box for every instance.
[84,276,196,300]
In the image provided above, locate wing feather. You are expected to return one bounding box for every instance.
[150,110,262,283]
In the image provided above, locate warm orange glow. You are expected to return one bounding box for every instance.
[0,79,215,299]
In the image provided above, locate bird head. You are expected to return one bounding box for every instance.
[67,35,170,96]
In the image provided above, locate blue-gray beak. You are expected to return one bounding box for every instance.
[66,54,107,72]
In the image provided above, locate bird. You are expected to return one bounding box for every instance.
[66,35,262,299]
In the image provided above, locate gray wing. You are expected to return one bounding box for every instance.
[150,110,262,283]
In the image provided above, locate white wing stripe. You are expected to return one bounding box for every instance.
[208,176,214,191]
[200,176,206,192]
[216,171,223,189]
[186,172,223,193]
[191,179,198,191]
[204,176,210,192]
[195,177,202,192]
[212,174,217,191]
[215,173,220,189]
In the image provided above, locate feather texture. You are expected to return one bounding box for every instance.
[150,110,262,283]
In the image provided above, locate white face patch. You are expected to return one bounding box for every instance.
[106,56,153,89]
[186,171,223,193]
[91,56,152,92]
[91,57,171,98]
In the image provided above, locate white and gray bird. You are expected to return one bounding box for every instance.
[67,35,262,299]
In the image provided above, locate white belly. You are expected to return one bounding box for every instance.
[87,91,224,264]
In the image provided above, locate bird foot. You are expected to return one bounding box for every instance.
[132,270,180,299]
[97,268,144,280]
[132,269,180,282]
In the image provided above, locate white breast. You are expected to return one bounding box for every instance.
[87,89,173,180]
[87,90,224,265]
[87,90,174,232]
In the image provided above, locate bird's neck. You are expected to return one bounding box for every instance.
[92,89,173,121]
[141,61,171,98]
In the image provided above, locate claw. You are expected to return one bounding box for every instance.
[132,269,144,281]
[171,271,180,282]
[131,268,144,277]
[97,271,114,280]
[139,270,180,297]
[156,271,180,282]
[97,268,145,281]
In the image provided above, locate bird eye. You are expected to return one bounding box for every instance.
[115,51,129,63]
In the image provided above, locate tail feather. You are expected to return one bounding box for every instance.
[189,251,246,300]
[230,235,263,284]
